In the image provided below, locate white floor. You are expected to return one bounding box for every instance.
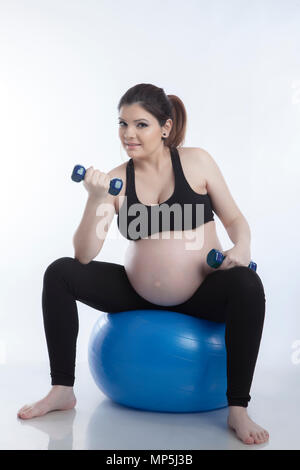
[1,361,299,450]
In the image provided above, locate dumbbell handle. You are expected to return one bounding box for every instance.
[207,249,257,271]
[71,164,123,196]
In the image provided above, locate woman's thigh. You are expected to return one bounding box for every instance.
[45,258,265,319]
[171,266,265,322]
[44,257,162,313]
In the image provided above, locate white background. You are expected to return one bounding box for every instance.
[1,0,299,392]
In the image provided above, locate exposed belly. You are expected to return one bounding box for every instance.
[124,221,223,306]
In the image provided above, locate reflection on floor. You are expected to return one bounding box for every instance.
[1,361,298,450]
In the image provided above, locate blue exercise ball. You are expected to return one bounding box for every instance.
[88,309,227,412]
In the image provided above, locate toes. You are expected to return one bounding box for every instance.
[255,432,264,444]
[259,431,268,443]
[262,431,269,442]
[21,406,32,414]
[256,433,263,443]
[19,405,36,419]
[246,430,269,444]
[18,405,29,413]
[244,435,254,444]
[261,431,267,442]
[18,408,32,418]
[18,406,30,417]
[249,432,260,444]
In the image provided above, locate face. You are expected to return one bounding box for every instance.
[118,103,172,156]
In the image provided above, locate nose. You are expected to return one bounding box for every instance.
[123,129,136,140]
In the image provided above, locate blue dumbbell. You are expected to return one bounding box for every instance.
[207,248,257,271]
[71,164,123,196]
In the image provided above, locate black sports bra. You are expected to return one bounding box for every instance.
[117,147,214,241]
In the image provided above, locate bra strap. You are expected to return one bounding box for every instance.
[126,158,137,200]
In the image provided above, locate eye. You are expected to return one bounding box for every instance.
[118,121,147,128]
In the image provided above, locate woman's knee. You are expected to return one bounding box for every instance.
[43,256,78,282]
[227,266,266,304]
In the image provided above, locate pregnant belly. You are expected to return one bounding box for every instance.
[124,222,223,306]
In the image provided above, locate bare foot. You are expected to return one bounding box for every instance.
[227,406,269,445]
[17,385,77,420]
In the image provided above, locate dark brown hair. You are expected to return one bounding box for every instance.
[117,83,187,148]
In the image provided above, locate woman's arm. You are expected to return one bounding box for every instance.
[198,148,246,232]
[73,193,115,264]
[225,215,251,249]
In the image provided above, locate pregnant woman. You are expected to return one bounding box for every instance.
[18,84,269,445]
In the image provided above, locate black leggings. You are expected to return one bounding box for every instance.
[42,257,266,408]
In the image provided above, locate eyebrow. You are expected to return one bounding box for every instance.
[118,117,149,122]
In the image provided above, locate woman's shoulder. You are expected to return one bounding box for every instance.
[178,146,208,194]
[179,146,207,161]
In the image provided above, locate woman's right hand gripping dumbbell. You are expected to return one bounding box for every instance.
[83,166,112,201]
